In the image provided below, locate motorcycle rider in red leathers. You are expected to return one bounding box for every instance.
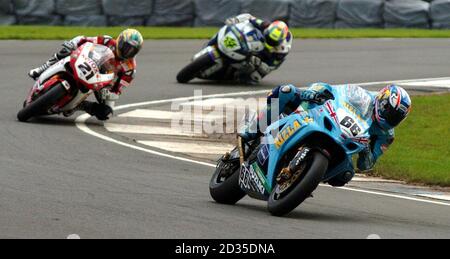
[28,29,144,121]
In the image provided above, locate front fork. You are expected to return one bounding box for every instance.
[277,147,312,184]
[277,146,330,185]
[238,136,245,165]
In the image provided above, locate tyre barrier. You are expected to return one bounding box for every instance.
[0,0,448,29]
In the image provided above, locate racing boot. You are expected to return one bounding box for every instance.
[28,54,59,80]
[238,131,261,143]
[79,101,113,121]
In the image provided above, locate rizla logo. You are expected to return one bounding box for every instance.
[224,36,238,49]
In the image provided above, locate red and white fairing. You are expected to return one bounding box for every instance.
[70,42,115,91]
[25,43,116,113]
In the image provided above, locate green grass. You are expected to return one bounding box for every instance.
[4,26,450,40]
[0,26,218,40]
[373,94,450,187]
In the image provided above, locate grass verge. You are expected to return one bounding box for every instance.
[3,26,450,40]
[374,94,450,187]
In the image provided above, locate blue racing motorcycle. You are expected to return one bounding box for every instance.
[210,84,374,216]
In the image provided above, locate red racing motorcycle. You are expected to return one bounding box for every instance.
[18,42,116,122]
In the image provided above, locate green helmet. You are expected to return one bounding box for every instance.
[116,29,143,59]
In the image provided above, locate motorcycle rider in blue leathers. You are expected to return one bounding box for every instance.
[240,83,412,187]
[205,13,293,85]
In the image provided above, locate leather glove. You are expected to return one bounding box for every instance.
[225,13,255,25]
[313,89,335,104]
[301,88,335,105]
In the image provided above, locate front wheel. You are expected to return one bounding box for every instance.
[17,83,67,122]
[177,53,215,84]
[268,151,329,217]
[209,148,246,205]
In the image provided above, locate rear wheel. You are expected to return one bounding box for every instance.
[209,148,246,204]
[177,53,215,84]
[268,151,328,217]
[17,83,67,122]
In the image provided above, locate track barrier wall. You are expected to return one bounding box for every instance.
[0,0,448,29]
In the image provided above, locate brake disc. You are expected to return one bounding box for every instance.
[277,162,307,194]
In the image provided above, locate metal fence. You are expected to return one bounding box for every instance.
[0,0,449,29]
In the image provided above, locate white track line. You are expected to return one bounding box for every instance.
[114,90,271,111]
[104,123,201,137]
[401,80,450,88]
[119,109,224,121]
[180,98,238,107]
[356,76,450,86]
[138,140,234,155]
[322,186,450,207]
[119,109,178,119]
[415,194,450,202]
[76,114,216,168]
[76,84,450,208]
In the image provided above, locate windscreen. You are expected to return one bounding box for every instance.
[344,85,374,120]
[88,44,115,74]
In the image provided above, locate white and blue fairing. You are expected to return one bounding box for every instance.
[217,22,265,61]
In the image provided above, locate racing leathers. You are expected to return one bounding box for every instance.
[206,13,292,84]
[240,83,395,186]
[28,35,137,121]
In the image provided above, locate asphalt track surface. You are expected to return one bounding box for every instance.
[1,39,450,239]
